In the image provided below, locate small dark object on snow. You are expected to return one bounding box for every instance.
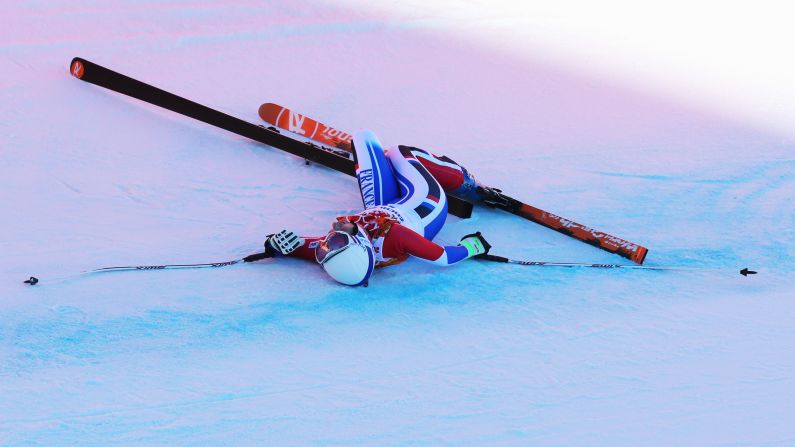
[24,277,39,285]
[740,268,757,276]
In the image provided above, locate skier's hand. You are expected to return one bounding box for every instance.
[265,229,305,256]
[459,231,491,258]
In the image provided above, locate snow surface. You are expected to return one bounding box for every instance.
[2,1,794,445]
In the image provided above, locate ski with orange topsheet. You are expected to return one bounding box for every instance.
[258,102,353,152]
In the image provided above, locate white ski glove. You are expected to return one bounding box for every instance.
[264,229,305,256]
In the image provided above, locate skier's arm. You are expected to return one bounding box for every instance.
[264,230,322,261]
[384,224,490,266]
[286,236,325,261]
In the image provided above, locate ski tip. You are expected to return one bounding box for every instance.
[24,276,39,286]
[740,268,758,276]
[69,58,85,79]
[257,102,280,123]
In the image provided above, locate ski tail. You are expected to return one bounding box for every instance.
[518,203,648,264]
[477,186,648,264]
[258,103,353,151]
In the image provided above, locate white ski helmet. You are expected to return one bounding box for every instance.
[314,226,375,286]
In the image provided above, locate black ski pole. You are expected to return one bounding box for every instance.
[478,254,757,276]
[24,252,271,286]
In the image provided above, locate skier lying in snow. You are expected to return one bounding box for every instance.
[262,129,492,286]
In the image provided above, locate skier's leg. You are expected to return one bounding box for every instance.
[352,130,400,209]
[401,146,481,203]
[385,146,448,240]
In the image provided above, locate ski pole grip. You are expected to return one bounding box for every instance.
[477,254,509,263]
[244,252,271,262]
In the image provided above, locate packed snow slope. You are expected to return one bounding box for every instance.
[2,1,794,446]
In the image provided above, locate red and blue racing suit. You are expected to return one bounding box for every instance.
[287,130,480,267]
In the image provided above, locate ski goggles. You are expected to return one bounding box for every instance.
[315,231,356,265]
